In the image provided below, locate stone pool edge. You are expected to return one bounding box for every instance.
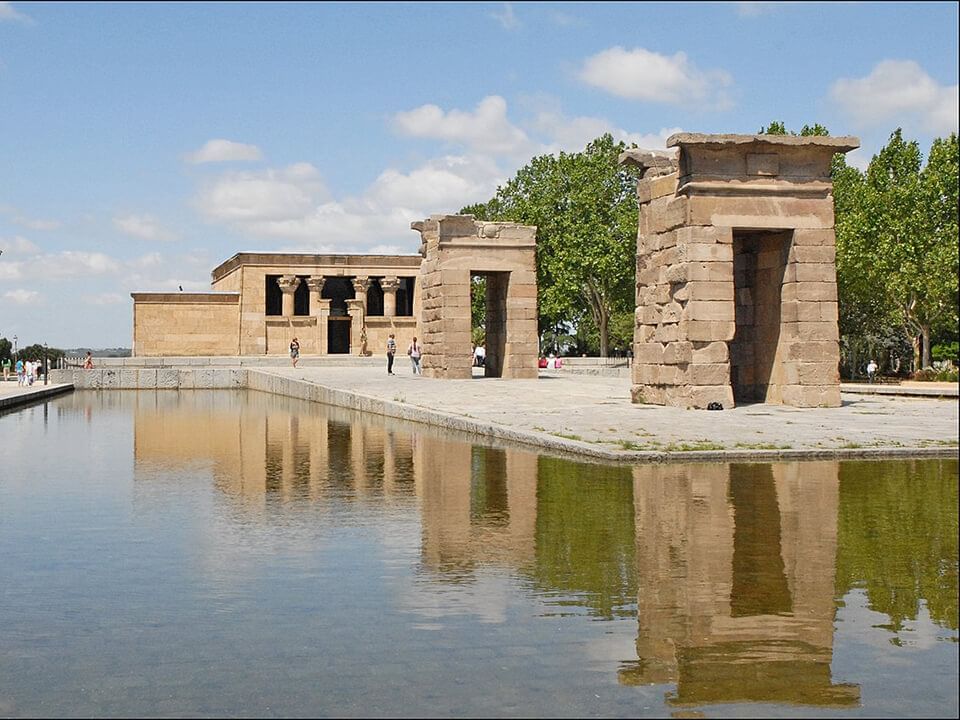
[244,369,959,466]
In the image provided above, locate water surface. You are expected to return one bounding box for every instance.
[1,391,957,718]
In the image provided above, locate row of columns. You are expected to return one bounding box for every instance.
[275,274,403,318]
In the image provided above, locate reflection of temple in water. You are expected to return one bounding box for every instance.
[620,462,859,708]
[130,392,859,709]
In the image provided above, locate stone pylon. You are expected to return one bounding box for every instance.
[621,133,859,409]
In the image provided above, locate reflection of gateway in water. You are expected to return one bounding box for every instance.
[620,462,860,708]
[130,395,860,709]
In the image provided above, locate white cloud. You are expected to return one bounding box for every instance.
[113,214,178,242]
[830,60,959,135]
[83,293,125,306]
[489,3,519,30]
[0,235,40,255]
[185,139,264,164]
[197,163,328,223]
[0,2,31,23]
[579,46,734,110]
[532,108,682,153]
[392,96,533,157]
[367,154,503,210]
[3,289,39,304]
[195,151,504,251]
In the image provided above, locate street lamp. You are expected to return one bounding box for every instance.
[43,342,48,385]
[12,335,17,362]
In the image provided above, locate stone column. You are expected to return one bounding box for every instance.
[346,297,364,354]
[352,276,371,315]
[277,275,300,318]
[381,276,400,317]
[307,276,329,354]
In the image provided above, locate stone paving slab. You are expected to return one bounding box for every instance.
[252,367,958,463]
[840,381,958,398]
[0,381,74,412]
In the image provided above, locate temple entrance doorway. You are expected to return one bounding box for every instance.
[328,317,351,354]
[471,271,509,378]
[730,229,792,405]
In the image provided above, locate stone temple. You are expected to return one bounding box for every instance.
[131,215,537,379]
[621,133,859,409]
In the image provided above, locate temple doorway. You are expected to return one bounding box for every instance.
[730,229,792,404]
[328,317,351,354]
[471,271,509,378]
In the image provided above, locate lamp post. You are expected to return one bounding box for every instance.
[12,335,17,362]
[43,342,48,385]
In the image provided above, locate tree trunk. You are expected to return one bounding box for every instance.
[921,324,931,369]
[911,334,922,373]
[598,310,609,358]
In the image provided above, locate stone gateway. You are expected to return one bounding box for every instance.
[621,133,859,409]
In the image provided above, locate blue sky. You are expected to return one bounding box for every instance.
[1,1,957,348]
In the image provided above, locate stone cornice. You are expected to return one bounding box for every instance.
[211,253,423,284]
[131,292,240,304]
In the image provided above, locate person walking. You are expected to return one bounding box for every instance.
[15,358,24,386]
[407,336,422,375]
[866,358,878,384]
[289,337,300,368]
[83,351,94,369]
[2,356,10,382]
[386,333,397,375]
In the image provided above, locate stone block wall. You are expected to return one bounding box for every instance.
[132,293,241,357]
[622,134,858,409]
[412,215,538,379]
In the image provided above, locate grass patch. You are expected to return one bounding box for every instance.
[734,442,792,450]
[661,440,726,452]
[551,432,583,441]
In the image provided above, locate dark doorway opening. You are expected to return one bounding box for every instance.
[328,318,351,354]
[730,230,791,404]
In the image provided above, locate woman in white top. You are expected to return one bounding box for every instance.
[407,337,422,375]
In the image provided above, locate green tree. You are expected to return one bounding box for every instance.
[863,130,958,369]
[469,134,639,356]
[0,337,11,363]
[17,343,65,364]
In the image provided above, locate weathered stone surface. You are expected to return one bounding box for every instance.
[691,341,729,363]
[663,342,693,365]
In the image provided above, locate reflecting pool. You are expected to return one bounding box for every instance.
[1,391,957,718]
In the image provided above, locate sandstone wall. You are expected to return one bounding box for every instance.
[132,293,240,357]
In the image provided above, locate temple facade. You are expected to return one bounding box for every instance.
[132,253,422,357]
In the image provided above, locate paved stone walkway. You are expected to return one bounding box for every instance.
[260,367,958,460]
[0,380,73,411]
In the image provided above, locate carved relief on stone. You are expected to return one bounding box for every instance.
[276,275,301,293]
[351,276,371,294]
[306,276,326,294]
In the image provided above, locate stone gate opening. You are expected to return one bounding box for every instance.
[472,271,510,378]
[730,229,792,404]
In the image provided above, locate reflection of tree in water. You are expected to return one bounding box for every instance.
[530,457,637,619]
[835,459,958,632]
